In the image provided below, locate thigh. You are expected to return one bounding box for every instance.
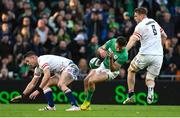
[129,54,149,72]
[147,55,163,76]
[89,71,109,83]
[47,75,59,86]
[63,64,79,80]
[58,71,73,86]
[95,64,119,80]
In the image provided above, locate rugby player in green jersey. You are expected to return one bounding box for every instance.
[80,36,128,110]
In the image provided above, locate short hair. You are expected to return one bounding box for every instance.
[23,51,36,59]
[116,36,127,47]
[134,7,148,15]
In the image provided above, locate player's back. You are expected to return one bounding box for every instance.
[38,55,73,73]
[136,18,163,55]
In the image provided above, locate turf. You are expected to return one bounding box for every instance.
[0,104,180,117]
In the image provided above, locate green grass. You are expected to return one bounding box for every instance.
[0,104,180,117]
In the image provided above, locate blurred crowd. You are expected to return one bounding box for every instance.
[0,0,179,80]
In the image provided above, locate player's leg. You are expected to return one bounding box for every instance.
[83,70,96,97]
[123,54,146,104]
[146,55,163,104]
[87,71,108,101]
[145,72,156,104]
[57,64,80,111]
[39,75,58,111]
[81,68,117,110]
[81,72,108,110]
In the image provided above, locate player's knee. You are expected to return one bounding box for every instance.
[84,78,89,86]
[128,63,138,73]
[146,72,156,81]
[88,78,95,85]
[57,82,63,88]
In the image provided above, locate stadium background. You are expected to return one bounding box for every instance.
[0,0,179,105]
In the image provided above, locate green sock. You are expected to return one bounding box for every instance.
[85,88,94,102]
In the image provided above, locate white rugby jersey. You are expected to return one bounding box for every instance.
[34,55,73,76]
[133,17,164,55]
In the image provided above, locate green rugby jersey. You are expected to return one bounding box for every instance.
[103,38,128,70]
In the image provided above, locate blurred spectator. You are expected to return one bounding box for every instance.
[35,19,49,45]
[120,11,135,37]
[13,16,34,39]
[17,1,37,27]
[0,67,9,80]
[51,40,72,59]
[0,34,13,58]
[48,12,61,33]
[84,1,108,44]
[68,33,87,64]
[13,34,31,56]
[44,32,58,53]
[35,1,51,19]
[51,0,67,14]
[18,59,30,80]
[159,11,175,38]
[78,58,88,80]
[30,32,45,56]
[57,28,71,43]
[87,35,99,60]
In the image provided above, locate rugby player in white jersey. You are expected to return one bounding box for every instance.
[123,7,167,104]
[11,51,80,111]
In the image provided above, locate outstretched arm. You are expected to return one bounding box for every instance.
[161,30,167,45]
[29,68,51,99]
[97,44,107,58]
[126,35,139,51]
[11,76,40,102]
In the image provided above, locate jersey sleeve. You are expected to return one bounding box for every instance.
[34,67,42,78]
[133,24,142,40]
[38,57,50,71]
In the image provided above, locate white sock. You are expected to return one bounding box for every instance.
[147,85,154,95]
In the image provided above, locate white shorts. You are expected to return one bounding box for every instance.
[63,63,79,80]
[129,53,163,76]
[95,63,119,80]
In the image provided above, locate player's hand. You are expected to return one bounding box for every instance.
[29,90,40,100]
[107,51,114,58]
[11,95,22,102]
[99,48,107,58]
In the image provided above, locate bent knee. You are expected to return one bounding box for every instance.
[128,63,139,72]
[146,72,157,81]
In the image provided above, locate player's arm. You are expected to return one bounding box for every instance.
[29,68,50,99]
[97,44,107,58]
[39,67,51,90]
[11,76,40,102]
[126,35,139,51]
[109,52,121,72]
[161,28,167,45]
[23,76,40,96]
[98,39,112,58]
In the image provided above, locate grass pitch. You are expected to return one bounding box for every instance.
[0,104,180,117]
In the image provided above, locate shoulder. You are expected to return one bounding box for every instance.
[119,48,128,59]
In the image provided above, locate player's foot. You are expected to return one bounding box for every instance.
[147,94,154,104]
[123,95,136,104]
[80,101,91,110]
[38,106,56,111]
[65,105,80,111]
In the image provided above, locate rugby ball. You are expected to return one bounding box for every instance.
[89,57,101,69]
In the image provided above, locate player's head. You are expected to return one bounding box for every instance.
[24,51,38,67]
[134,7,148,23]
[115,36,127,52]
